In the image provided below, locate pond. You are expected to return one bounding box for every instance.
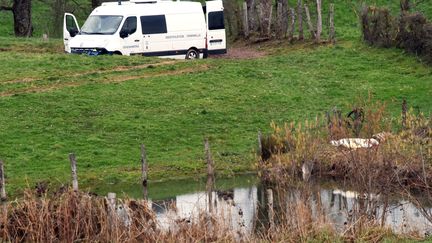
[92,175,432,237]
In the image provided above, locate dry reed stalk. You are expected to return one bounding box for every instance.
[261,100,431,192]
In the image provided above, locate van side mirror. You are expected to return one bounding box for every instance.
[120,30,129,38]
[69,28,79,37]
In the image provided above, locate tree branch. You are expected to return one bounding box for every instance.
[0,5,13,11]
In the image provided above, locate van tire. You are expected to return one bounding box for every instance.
[185,49,199,59]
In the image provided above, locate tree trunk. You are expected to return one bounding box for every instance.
[297,0,303,40]
[304,4,316,39]
[246,0,257,33]
[329,3,335,43]
[1,0,33,37]
[259,0,272,37]
[13,0,33,37]
[316,0,322,43]
[51,0,65,38]
[288,8,295,42]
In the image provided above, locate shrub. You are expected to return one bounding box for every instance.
[361,6,432,63]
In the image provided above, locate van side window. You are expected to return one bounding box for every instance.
[208,11,224,30]
[121,17,137,35]
[140,15,167,34]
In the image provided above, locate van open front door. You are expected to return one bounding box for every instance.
[63,13,80,53]
[205,0,226,55]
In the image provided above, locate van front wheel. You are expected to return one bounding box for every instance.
[185,49,199,60]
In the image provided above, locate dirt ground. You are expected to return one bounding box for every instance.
[210,46,267,59]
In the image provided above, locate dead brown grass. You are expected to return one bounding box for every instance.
[259,100,431,192]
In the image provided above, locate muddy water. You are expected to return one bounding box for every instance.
[94,175,432,236]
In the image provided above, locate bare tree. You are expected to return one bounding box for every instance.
[1,0,33,37]
[259,0,272,37]
[297,0,303,40]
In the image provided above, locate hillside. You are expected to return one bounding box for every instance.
[0,0,431,194]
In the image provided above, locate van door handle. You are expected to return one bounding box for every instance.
[64,38,69,41]
[134,40,139,42]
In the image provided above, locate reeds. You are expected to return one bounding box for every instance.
[260,101,431,192]
[1,185,403,243]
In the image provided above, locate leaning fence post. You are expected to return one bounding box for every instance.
[141,144,148,200]
[267,189,274,231]
[0,160,6,201]
[69,153,78,192]
[329,3,335,43]
[204,138,215,213]
[304,4,316,39]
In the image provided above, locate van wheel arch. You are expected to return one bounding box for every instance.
[185,48,199,60]
[113,51,122,55]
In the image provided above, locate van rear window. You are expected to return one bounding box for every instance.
[208,11,224,30]
[141,15,167,34]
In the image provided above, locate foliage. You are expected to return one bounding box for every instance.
[361,5,432,63]
[260,100,431,193]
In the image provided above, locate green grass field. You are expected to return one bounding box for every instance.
[0,1,431,195]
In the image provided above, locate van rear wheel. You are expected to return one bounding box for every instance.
[185,49,199,59]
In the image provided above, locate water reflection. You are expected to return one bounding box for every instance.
[149,184,432,236]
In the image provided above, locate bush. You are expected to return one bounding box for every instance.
[361,7,432,63]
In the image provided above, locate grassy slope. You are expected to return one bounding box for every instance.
[0,1,431,194]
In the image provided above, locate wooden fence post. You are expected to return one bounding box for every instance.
[402,99,407,129]
[141,144,148,200]
[0,160,6,201]
[69,153,78,192]
[304,4,316,39]
[267,189,274,231]
[107,192,117,237]
[204,138,215,213]
[257,130,263,160]
[316,0,322,43]
[298,0,304,40]
[329,3,335,43]
[243,1,249,37]
[288,8,296,42]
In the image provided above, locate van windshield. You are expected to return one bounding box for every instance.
[81,15,123,35]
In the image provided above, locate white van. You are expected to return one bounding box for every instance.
[63,0,226,59]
